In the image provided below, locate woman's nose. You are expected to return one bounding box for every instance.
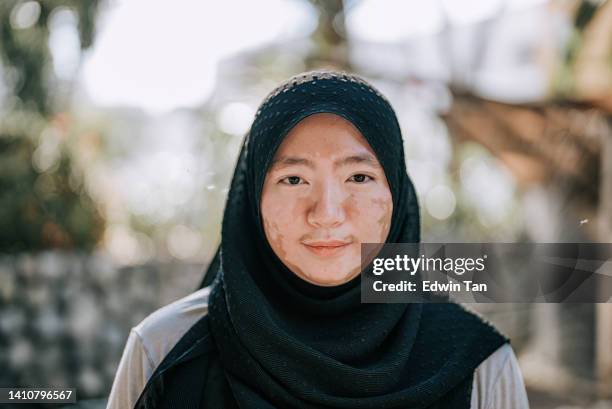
[307,182,346,228]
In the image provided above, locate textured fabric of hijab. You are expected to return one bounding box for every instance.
[201,71,508,409]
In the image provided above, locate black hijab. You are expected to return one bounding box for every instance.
[200,71,507,409]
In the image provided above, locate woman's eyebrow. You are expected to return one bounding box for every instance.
[270,153,380,169]
[270,156,313,169]
[335,153,380,168]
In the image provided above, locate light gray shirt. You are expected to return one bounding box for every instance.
[107,287,530,409]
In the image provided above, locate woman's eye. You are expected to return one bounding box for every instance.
[281,176,304,185]
[349,174,373,183]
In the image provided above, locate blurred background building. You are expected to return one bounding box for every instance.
[0,0,611,407]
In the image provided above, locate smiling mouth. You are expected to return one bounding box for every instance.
[302,240,352,257]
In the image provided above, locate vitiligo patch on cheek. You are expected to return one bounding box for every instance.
[263,214,310,279]
[263,218,285,254]
[371,197,393,239]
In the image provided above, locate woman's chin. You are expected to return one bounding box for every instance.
[296,269,360,287]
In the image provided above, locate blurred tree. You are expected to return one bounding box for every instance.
[567,0,612,112]
[305,0,350,69]
[0,0,104,252]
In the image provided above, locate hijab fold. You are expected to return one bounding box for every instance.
[200,71,507,409]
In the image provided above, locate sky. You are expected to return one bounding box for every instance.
[80,0,317,113]
[76,0,553,114]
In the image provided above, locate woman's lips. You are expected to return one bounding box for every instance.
[302,240,352,257]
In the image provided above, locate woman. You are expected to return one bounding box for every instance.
[107,71,530,408]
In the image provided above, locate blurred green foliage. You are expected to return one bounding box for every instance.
[0,0,104,252]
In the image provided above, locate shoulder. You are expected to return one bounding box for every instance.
[132,288,215,409]
[107,287,211,409]
[418,304,528,408]
[471,342,530,408]
[132,286,211,371]
[473,343,515,396]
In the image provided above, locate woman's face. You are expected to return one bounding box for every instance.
[261,113,393,286]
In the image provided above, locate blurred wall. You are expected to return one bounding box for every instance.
[0,252,202,403]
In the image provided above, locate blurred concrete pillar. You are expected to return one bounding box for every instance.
[521,184,596,392]
[597,118,612,398]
